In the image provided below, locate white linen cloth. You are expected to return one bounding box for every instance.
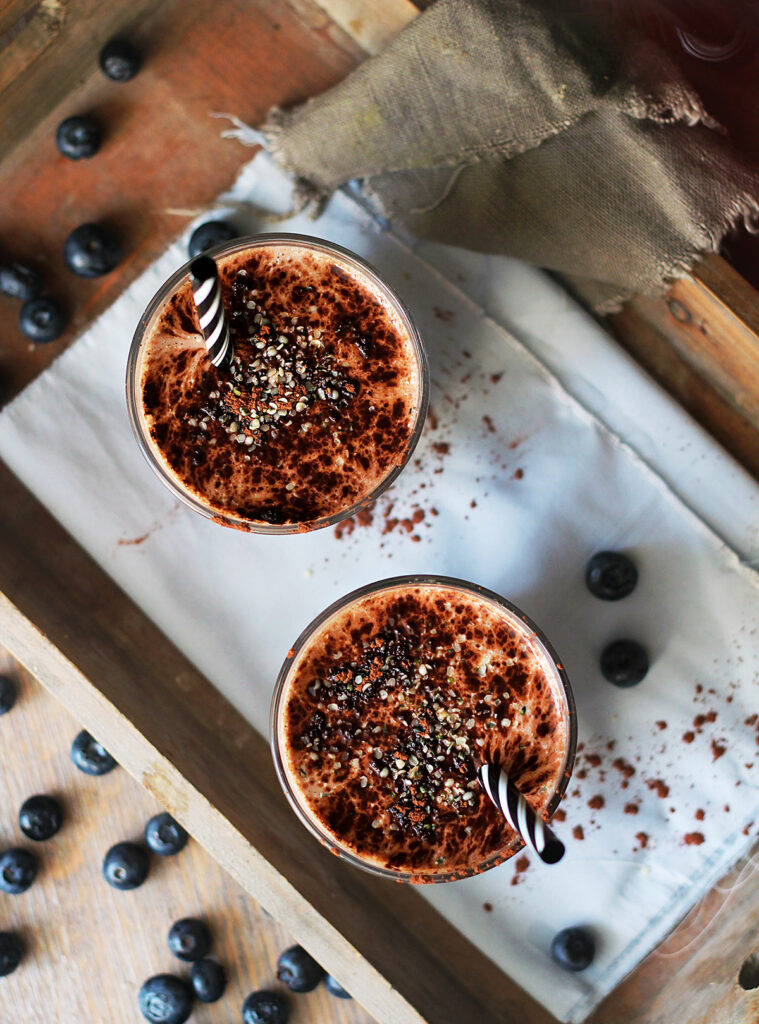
[1,154,757,1023]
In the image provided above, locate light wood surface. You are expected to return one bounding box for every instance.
[609,254,759,479]
[0,655,374,1024]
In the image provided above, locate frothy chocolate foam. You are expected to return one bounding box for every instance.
[279,582,571,881]
[138,242,422,528]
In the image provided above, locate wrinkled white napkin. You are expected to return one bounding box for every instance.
[1,154,757,1023]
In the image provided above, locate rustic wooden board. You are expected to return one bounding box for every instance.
[609,255,759,480]
[0,655,374,1024]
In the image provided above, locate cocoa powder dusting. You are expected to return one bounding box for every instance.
[587,795,604,810]
[572,825,585,841]
[624,803,639,815]
[711,740,727,761]
[636,832,649,849]
[694,809,705,821]
[684,832,705,846]
[646,779,670,799]
[682,731,695,744]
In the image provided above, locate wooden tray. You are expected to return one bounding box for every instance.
[1,2,758,1022]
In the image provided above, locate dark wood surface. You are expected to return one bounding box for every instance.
[0,655,374,1024]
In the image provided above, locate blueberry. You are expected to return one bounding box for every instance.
[276,944,325,993]
[242,990,289,1024]
[551,926,595,971]
[138,974,193,1024]
[324,974,352,999]
[0,933,23,977]
[55,116,101,160]
[0,848,37,894]
[585,551,638,600]
[600,639,649,687]
[102,841,149,890]
[99,39,141,82]
[71,729,117,775]
[64,223,121,278]
[188,220,239,259]
[145,813,188,856]
[19,794,63,841]
[0,675,17,715]
[168,918,211,962]
[19,297,65,343]
[190,958,226,1003]
[0,262,42,301]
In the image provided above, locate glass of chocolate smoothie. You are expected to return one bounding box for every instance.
[271,576,576,883]
[126,234,428,533]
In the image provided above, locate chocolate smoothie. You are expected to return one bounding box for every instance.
[272,578,575,882]
[130,236,426,531]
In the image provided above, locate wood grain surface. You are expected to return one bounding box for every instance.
[0,655,373,1024]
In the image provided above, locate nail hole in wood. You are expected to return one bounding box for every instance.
[738,950,759,990]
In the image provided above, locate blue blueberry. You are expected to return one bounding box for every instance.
[71,729,117,775]
[56,116,101,160]
[0,933,23,977]
[99,39,141,82]
[138,974,193,1024]
[63,223,121,278]
[242,990,289,1024]
[0,675,17,715]
[190,958,226,1003]
[276,945,325,993]
[0,848,37,894]
[168,918,211,962]
[102,842,149,890]
[600,639,649,687]
[19,794,63,841]
[324,974,352,999]
[19,297,65,343]
[188,220,239,259]
[585,551,638,600]
[551,926,595,971]
[0,262,42,301]
[145,813,188,856]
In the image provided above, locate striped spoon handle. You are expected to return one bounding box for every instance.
[477,762,565,865]
[190,255,233,368]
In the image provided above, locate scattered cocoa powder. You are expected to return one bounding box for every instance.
[711,740,727,761]
[511,854,531,885]
[743,822,754,836]
[655,721,667,730]
[553,809,567,823]
[588,795,605,810]
[490,372,503,384]
[635,832,649,849]
[513,468,524,480]
[612,757,636,779]
[433,306,454,322]
[576,769,587,780]
[646,779,670,799]
[694,809,705,821]
[483,902,493,913]
[585,754,602,768]
[334,518,355,539]
[482,415,496,434]
[356,506,374,527]
[572,825,585,841]
[624,803,639,815]
[682,731,695,744]
[684,832,705,846]
[432,442,450,457]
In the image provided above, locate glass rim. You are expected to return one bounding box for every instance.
[125,232,429,535]
[270,574,578,884]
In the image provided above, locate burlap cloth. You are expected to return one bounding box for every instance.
[257,0,759,312]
